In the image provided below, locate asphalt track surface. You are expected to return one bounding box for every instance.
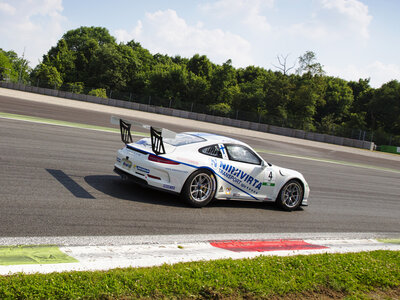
[0,92,399,237]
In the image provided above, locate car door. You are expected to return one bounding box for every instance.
[221,144,270,200]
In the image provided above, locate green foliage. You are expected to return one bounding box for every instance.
[0,51,13,81]
[66,82,84,94]
[370,80,400,135]
[297,50,325,76]
[0,49,30,83]
[31,63,62,88]
[208,102,232,116]
[88,88,107,98]
[187,54,213,79]
[0,251,398,299]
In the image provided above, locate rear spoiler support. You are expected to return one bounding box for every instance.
[150,127,166,155]
[111,116,176,156]
[119,119,133,145]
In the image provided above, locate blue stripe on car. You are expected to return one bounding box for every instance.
[126,146,259,201]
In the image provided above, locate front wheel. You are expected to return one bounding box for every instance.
[181,169,216,208]
[276,180,303,211]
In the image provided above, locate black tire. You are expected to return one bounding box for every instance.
[181,169,216,208]
[276,179,303,211]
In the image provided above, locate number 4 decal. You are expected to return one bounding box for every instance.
[268,171,273,181]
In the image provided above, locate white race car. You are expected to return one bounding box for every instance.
[112,117,309,211]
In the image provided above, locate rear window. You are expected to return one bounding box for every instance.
[164,133,205,147]
[199,144,222,158]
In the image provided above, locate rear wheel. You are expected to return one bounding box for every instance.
[181,169,216,208]
[276,179,303,211]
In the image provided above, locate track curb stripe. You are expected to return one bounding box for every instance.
[0,245,78,266]
[210,239,328,252]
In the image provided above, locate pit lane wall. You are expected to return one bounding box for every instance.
[0,82,374,150]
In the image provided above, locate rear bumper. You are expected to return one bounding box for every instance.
[114,167,148,186]
[114,167,179,196]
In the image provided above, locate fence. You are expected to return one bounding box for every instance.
[0,81,375,150]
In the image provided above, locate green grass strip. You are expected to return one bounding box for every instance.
[0,251,398,299]
[378,239,400,245]
[0,112,148,137]
[256,148,400,174]
[0,245,78,266]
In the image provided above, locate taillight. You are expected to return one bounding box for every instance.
[148,154,180,165]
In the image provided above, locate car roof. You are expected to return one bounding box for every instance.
[184,132,245,145]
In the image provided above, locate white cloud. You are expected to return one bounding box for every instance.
[115,21,142,42]
[321,0,372,38]
[0,2,16,15]
[200,0,273,33]
[115,9,253,67]
[287,0,372,42]
[288,21,328,40]
[0,0,66,66]
[326,61,400,88]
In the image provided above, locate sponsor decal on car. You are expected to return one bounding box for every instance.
[225,187,232,195]
[210,159,263,194]
[116,157,122,163]
[136,139,151,146]
[122,158,132,169]
[136,165,150,174]
[163,184,175,190]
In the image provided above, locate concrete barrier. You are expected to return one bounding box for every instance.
[314,133,325,143]
[333,136,344,146]
[293,130,306,139]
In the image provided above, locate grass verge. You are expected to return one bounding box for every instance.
[0,251,399,299]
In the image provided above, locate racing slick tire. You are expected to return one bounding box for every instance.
[276,179,303,211]
[181,169,216,208]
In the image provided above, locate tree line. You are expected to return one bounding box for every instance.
[1,26,399,145]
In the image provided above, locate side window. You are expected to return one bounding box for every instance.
[225,144,261,165]
[199,144,222,158]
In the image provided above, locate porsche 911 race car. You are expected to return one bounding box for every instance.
[111,116,309,211]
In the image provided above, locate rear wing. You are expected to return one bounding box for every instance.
[111,116,176,155]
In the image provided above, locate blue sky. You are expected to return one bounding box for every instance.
[0,0,399,87]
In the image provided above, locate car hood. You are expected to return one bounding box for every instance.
[275,165,305,180]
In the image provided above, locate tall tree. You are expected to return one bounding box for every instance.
[296,51,325,76]
[0,49,30,83]
[31,63,62,88]
[272,54,296,75]
[187,54,213,80]
[316,77,354,126]
[369,80,400,135]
